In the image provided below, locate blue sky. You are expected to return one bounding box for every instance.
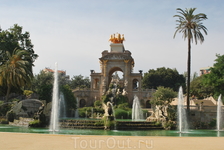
[1,0,224,78]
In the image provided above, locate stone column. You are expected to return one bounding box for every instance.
[124,59,129,82]
[103,60,108,77]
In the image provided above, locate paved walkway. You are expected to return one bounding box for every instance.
[1,132,224,150]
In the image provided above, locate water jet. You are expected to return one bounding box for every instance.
[132,95,143,121]
[49,63,59,132]
[177,86,188,133]
[217,94,222,131]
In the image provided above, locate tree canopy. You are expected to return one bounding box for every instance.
[151,86,177,121]
[32,70,53,102]
[32,70,77,116]
[203,54,224,98]
[70,75,90,89]
[0,24,38,101]
[190,76,213,99]
[0,24,38,65]
[60,84,76,116]
[142,67,185,92]
[0,49,33,101]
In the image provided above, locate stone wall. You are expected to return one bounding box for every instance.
[189,106,224,129]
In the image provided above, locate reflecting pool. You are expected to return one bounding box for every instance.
[0,124,223,137]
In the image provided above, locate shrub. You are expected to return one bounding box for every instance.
[78,107,105,118]
[115,95,128,105]
[94,107,104,116]
[29,115,47,127]
[23,90,33,98]
[142,109,150,118]
[29,120,41,127]
[94,100,102,108]
[155,121,161,126]
[101,95,110,104]
[78,107,93,118]
[115,108,131,119]
[162,121,175,130]
[94,120,104,126]
[103,116,115,130]
[117,103,129,110]
[208,118,216,128]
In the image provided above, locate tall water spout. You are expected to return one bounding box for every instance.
[217,94,222,131]
[49,63,59,131]
[177,86,188,133]
[132,95,143,121]
[59,92,66,118]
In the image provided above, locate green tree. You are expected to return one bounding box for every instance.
[60,84,77,117]
[173,8,208,110]
[32,69,76,110]
[190,76,213,99]
[142,67,185,91]
[150,86,177,121]
[32,70,53,102]
[70,75,90,89]
[203,54,224,98]
[0,24,38,65]
[0,49,33,101]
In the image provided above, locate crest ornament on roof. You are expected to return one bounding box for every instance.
[109,33,125,43]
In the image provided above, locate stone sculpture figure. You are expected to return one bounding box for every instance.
[122,88,128,96]
[124,79,128,87]
[102,102,113,116]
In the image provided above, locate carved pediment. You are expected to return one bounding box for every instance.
[100,53,132,61]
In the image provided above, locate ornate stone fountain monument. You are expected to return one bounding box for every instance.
[73,33,155,108]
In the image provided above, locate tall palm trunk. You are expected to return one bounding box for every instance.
[187,38,191,110]
[6,85,11,102]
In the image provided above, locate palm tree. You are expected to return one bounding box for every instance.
[0,49,33,101]
[173,8,208,110]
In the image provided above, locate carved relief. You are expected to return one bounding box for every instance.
[101,54,131,60]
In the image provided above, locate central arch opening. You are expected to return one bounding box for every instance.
[108,67,124,88]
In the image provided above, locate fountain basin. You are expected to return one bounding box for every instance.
[0,124,224,137]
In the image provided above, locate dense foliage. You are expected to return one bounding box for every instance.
[0,24,38,64]
[70,75,90,89]
[32,71,53,103]
[142,67,185,91]
[32,70,77,113]
[0,24,38,101]
[190,76,213,99]
[203,54,224,98]
[151,86,177,121]
[60,84,76,116]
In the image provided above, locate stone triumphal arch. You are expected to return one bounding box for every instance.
[73,33,155,108]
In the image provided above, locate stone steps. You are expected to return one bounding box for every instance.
[59,119,163,130]
[60,119,104,129]
[116,121,163,130]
